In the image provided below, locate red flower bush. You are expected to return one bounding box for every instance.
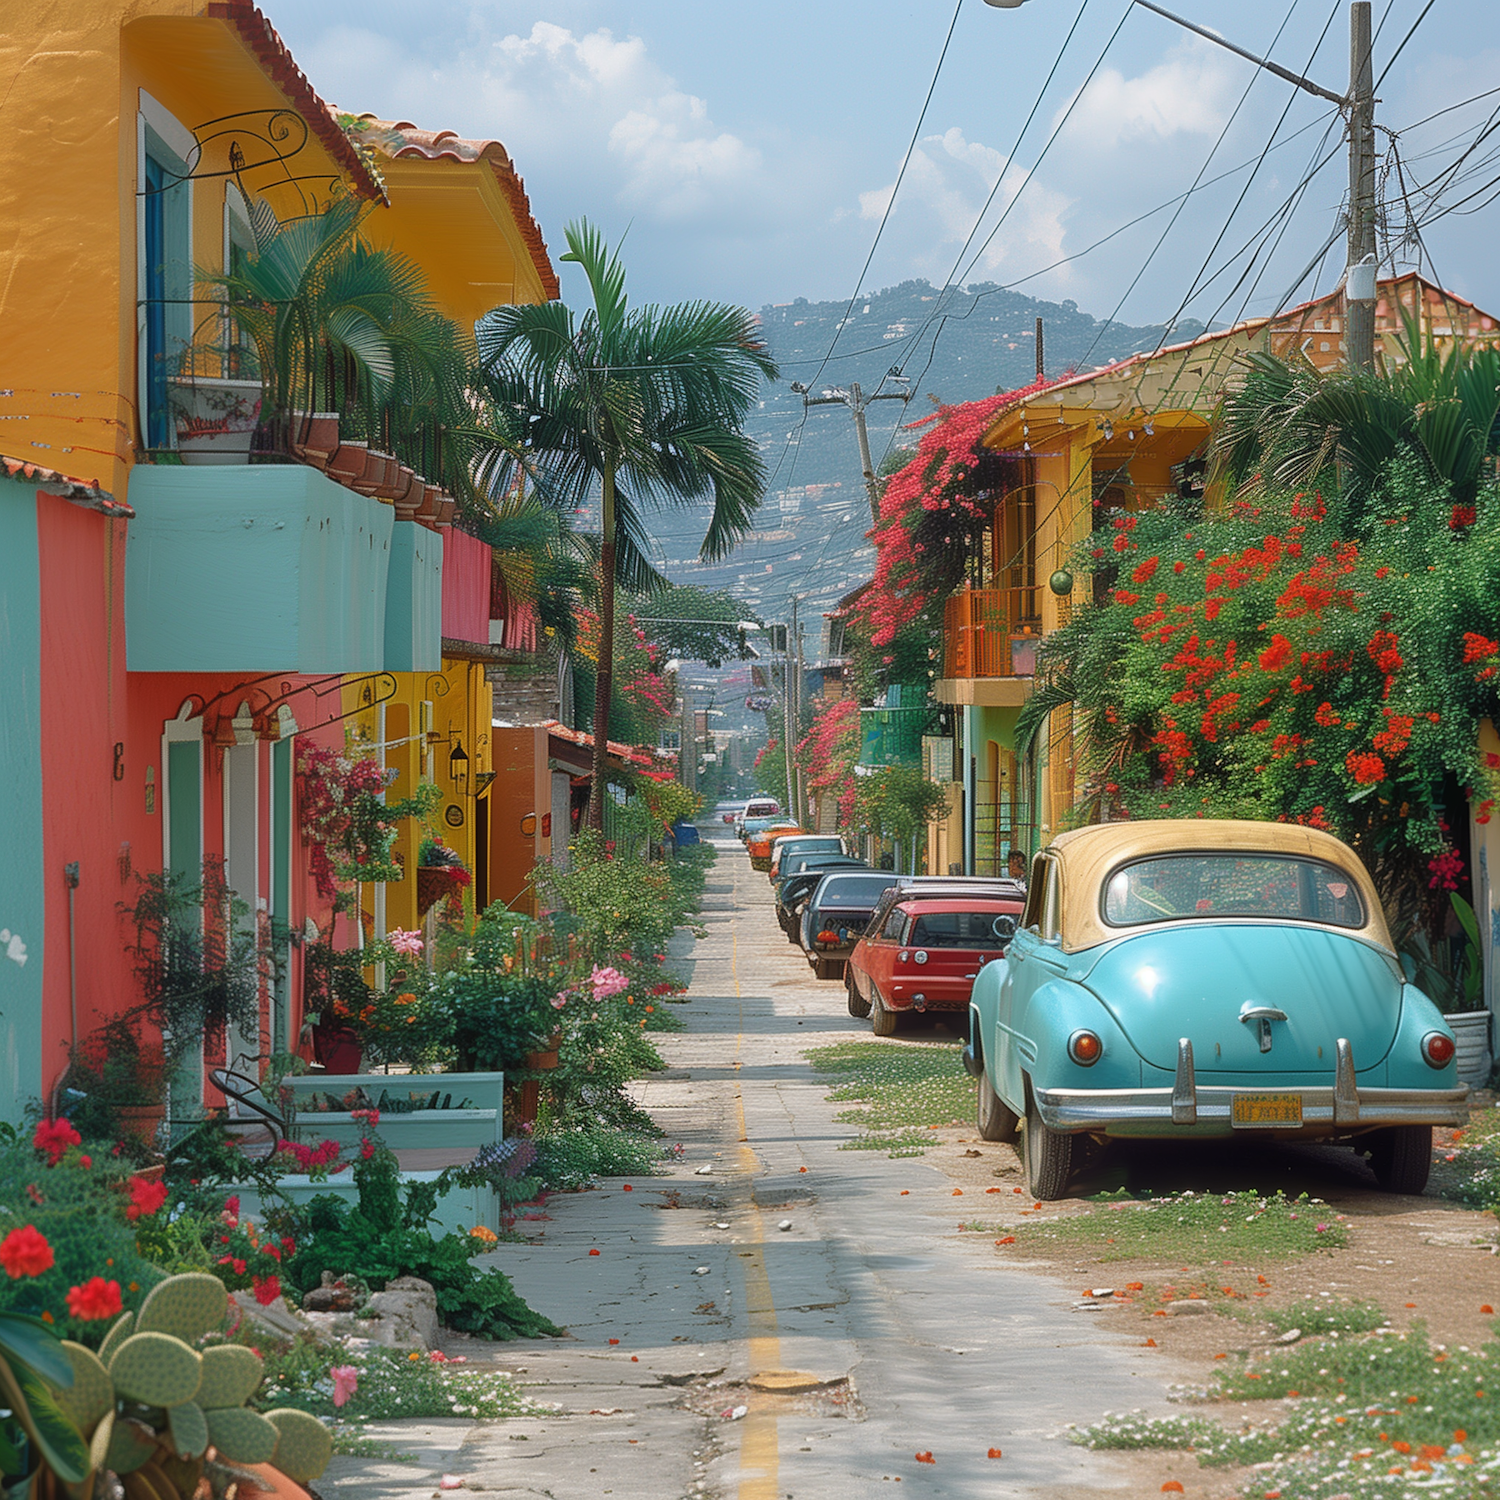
[125,1175,169,1223]
[66,1277,123,1321]
[33,1118,81,1166]
[0,1226,54,1279]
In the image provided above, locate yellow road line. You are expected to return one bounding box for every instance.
[732,921,780,1500]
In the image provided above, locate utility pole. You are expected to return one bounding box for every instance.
[1034,316,1044,382]
[790,375,912,524]
[791,595,806,827]
[1018,0,1380,369]
[1345,2,1378,370]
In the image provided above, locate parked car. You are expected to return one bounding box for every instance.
[799,871,902,980]
[775,856,870,939]
[768,834,846,883]
[848,884,1026,1035]
[746,822,808,870]
[735,798,780,837]
[964,820,1469,1201]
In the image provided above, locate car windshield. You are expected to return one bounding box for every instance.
[779,839,841,857]
[819,876,898,907]
[1102,854,1366,929]
[908,911,1018,949]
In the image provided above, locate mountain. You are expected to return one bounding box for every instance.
[642,277,1203,634]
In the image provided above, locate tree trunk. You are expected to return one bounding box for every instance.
[588,463,617,832]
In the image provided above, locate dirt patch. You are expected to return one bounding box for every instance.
[677,1372,863,1423]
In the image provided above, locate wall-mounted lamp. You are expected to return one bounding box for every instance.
[448,736,470,795]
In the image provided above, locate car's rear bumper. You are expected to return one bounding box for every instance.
[1034,1082,1470,1137]
[887,980,971,1011]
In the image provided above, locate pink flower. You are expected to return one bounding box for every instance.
[590,965,629,1000]
[388,929,424,957]
[551,994,569,1010]
[331,1364,359,1408]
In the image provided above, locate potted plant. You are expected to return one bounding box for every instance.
[58,1015,168,1144]
[416,837,472,919]
[170,371,262,464]
[1443,894,1491,1084]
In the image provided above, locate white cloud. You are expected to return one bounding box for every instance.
[1056,40,1238,152]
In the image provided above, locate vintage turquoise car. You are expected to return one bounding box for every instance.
[963,820,1468,1200]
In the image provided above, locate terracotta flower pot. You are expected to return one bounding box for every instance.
[325,439,369,486]
[289,411,339,466]
[311,1025,363,1074]
[414,483,443,526]
[392,468,424,519]
[352,450,395,496]
[116,1104,164,1146]
[416,866,463,917]
[435,495,456,525]
[525,1049,560,1071]
[233,1461,316,1499]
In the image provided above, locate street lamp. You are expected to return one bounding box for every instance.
[986,0,1378,368]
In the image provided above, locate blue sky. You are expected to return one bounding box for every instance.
[272,0,1500,330]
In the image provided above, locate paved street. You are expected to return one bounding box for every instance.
[326,834,1181,1498]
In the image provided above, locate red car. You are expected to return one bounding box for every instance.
[846,895,1024,1036]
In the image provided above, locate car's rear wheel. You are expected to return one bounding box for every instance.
[976,1068,1019,1142]
[1023,1089,1074,1200]
[1367,1125,1432,1195]
[846,970,871,1018]
[871,987,899,1036]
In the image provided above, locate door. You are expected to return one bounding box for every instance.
[221,740,260,1079]
[269,737,293,1056]
[162,707,203,1115]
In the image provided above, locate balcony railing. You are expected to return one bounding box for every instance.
[943,588,1041,679]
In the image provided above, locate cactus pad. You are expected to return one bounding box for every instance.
[105,1416,157,1476]
[109,1332,202,1409]
[204,1406,278,1464]
[136,1274,229,1343]
[55,1341,114,1437]
[154,1452,204,1497]
[265,1407,334,1483]
[195,1344,264,1410]
[165,1400,208,1459]
[88,1408,115,1473]
[98,1310,136,1365]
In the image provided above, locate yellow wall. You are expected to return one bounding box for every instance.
[0,3,355,496]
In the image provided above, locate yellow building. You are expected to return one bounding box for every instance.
[935,274,1500,869]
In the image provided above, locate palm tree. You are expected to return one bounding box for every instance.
[475,220,777,828]
[1212,311,1500,518]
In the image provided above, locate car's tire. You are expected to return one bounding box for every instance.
[871,987,898,1036]
[1367,1125,1432,1195]
[846,971,871,1018]
[1023,1089,1074,1200]
[977,1070,1019,1142]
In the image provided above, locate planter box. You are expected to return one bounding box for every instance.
[281,1070,504,1152]
[1445,1010,1492,1086]
[222,1168,498,1238]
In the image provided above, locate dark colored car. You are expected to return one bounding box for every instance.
[768,835,847,883]
[775,856,870,939]
[847,894,1025,1035]
[799,871,902,981]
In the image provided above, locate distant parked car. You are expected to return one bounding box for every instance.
[965,820,1469,1201]
[847,890,1025,1036]
[775,856,870,940]
[799,871,902,981]
[746,823,807,870]
[768,834,846,882]
[735,798,781,837]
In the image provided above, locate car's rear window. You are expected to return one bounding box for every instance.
[819,876,898,907]
[908,911,1018,949]
[780,839,842,856]
[1102,854,1366,929]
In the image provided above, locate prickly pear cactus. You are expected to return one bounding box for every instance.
[108,1332,203,1409]
[204,1406,278,1465]
[265,1407,334,1483]
[135,1274,228,1344]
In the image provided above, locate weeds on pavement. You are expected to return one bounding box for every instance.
[1003,1189,1349,1260]
[1077,1319,1500,1498]
[806,1040,970,1155]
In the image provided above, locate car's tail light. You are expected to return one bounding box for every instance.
[1068,1030,1103,1066]
[1421,1031,1456,1068]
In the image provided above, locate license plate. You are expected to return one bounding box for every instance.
[1232,1093,1303,1128]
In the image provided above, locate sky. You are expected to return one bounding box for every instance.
[270,0,1500,335]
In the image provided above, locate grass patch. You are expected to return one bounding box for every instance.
[1077,1321,1500,1497]
[806,1040,970,1156]
[1265,1297,1388,1338]
[1007,1189,1348,1261]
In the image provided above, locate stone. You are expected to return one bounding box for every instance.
[692,1266,711,1277]
[364,1277,440,1351]
[302,1273,360,1314]
[231,1293,326,1343]
[1165,1300,1211,1316]
[778,1220,793,1232]
[1275,1327,1302,1344]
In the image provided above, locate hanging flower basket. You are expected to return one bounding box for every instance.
[416,866,466,918]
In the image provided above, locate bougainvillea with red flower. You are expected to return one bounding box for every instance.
[1021,479,1500,930]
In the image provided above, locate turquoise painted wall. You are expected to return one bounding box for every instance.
[126,467,397,672]
[0,484,46,1116]
[385,521,444,672]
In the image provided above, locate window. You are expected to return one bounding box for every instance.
[1102,854,1366,929]
[909,911,1016,949]
[880,909,907,941]
[1021,854,1049,932]
[1040,859,1062,942]
[137,92,194,451]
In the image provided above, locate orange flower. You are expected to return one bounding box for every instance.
[1162,1484,1184,1494]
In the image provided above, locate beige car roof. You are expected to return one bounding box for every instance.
[1045,820,1393,955]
